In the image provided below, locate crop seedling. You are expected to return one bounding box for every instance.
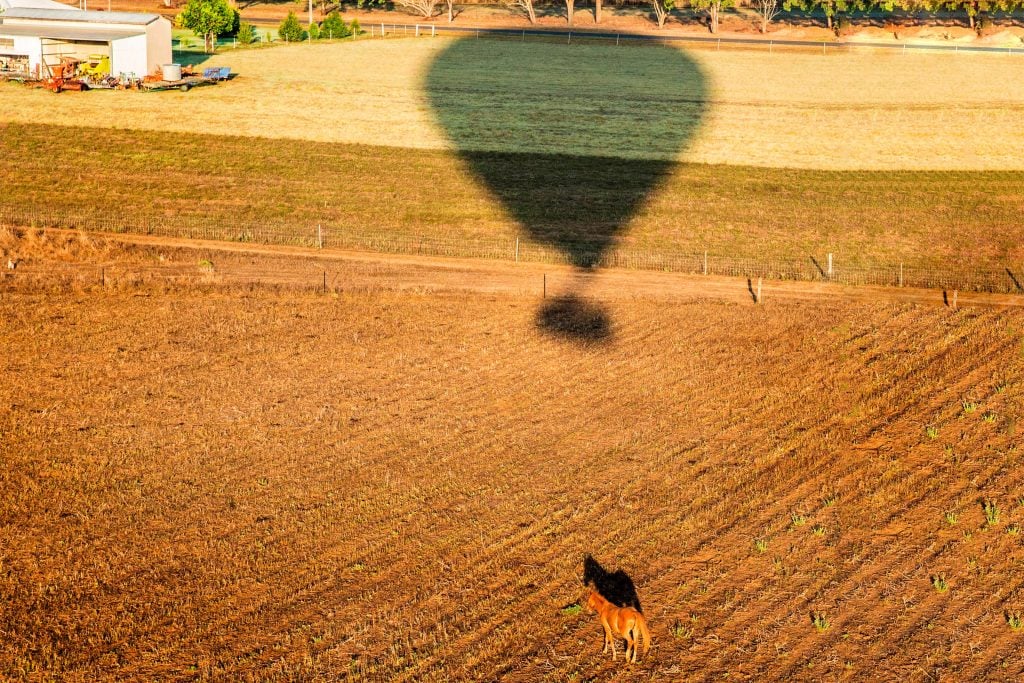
[982,412,996,423]
[670,620,693,639]
[962,400,978,414]
[931,574,949,593]
[561,603,581,616]
[1007,611,1023,631]
[1007,524,1021,536]
[983,500,1000,526]
[811,611,830,632]
[944,511,959,526]
[791,513,808,528]
[926,426,939,439]
[813,524,827,536]
[822,494,838,508]
[754,538,769,553]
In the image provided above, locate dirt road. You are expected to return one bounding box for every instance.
[17,228,1024,311]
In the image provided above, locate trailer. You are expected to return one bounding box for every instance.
[139,75,214,92]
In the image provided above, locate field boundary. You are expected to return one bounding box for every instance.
[4,207,1023,296]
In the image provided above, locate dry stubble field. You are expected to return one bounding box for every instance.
[2,231,1024,680]
[4,38,1024,169]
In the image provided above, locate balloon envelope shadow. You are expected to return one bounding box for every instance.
[426,37,707,344]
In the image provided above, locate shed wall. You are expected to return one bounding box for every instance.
[144,16,170,76]
[110,32,145,76]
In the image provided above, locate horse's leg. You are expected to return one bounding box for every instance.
[604,620,617,661]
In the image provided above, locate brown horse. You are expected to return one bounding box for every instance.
[586,588,651,663]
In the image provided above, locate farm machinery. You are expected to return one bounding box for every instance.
[38,59,231,93]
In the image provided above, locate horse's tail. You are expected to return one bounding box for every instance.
[637,613,651,655]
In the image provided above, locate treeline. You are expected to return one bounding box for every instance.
[356,0,1023,34]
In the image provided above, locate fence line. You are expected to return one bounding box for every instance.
[3,207,1022,295]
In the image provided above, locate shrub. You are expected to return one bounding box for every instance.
[236,21,257,45]
[279,11,307,42]
[322,11,348,39]
[350,17,361,35]
[309,22,321,40]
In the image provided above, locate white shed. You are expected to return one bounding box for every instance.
[0,6,171,78]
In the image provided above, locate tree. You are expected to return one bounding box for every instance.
[308,21,320,40]
[506,0,537,23]
[295,0,314,28]
[393,0,439,17]
[178,0,234,53]
[651,0,674,27]
[217,8,241,38]
[445,0,455,22]
[595,0,603,22]
[691,0,734,33]
[930,0,1018,29]
[753,0,781,32]
[784,0,850,29]
[279,11,307,42]
[565,0,575,24]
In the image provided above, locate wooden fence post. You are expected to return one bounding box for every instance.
[756,277,762,303]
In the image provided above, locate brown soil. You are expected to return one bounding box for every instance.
[3,228,1024,680]
[6,228,1024,309]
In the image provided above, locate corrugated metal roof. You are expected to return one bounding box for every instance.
[0,22,143,40]
[1,7,160,25]
[0,0,73,11]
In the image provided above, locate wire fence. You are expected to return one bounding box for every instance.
[379,23,1024,55]
[3,206,1022,295]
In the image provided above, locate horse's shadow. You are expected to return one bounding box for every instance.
[582,554,642,613]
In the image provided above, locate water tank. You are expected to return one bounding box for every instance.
[162,63,182,81]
